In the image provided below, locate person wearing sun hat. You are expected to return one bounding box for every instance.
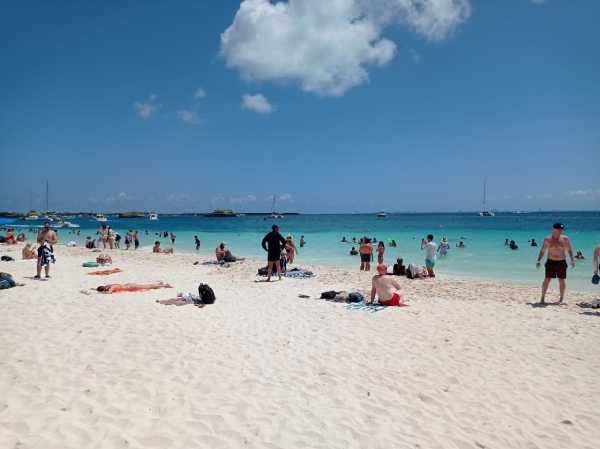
[536,223,575,304]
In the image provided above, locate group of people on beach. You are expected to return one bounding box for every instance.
[2,220,599,307]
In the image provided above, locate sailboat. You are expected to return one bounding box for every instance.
[479,179,495,217]
[270,194,284,219]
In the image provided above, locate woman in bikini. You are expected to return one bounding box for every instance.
[96,281,172,293]
[285,235,298,264]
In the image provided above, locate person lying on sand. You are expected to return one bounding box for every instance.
[370,264,406,306]
[153,241,174,254]
[87,268,123,275]
[156,292,204,307]
[96,281,172,293]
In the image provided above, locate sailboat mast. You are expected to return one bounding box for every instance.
[483,179,486,209]
[46,180,49,213]
[271,194,276,213]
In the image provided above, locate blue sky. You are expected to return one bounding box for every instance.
[1,0,598,213]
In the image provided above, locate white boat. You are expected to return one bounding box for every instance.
[377,212,387,218]
[24,215,39,221]
[64,221,80,228]
[479,179,495,217]
[270,194,284,219]
[148,213,159,221]
[95,213,108,222]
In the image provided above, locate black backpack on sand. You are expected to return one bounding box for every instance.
[198,283,216,304]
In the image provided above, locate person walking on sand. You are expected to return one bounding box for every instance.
[536,223,575,304]
[377,241,385,264]
[421,234,437,277]
[359,238,373,271]
[370,264,405,306]
[261,224,286,281]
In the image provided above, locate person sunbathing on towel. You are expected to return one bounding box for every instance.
[153,241,174,254]
[88,268,123,275]
[157,292,204,307]
[96,281,172,293]
[370,264,406,306]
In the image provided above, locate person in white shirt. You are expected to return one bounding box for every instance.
[421,234,437,277]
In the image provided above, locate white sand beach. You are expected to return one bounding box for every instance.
[1,244,599,449]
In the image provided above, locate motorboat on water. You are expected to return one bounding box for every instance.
[148,213,159,221]
[95,213,108,222]
[377,212,387,218]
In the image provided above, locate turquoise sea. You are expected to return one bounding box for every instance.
[11,212,600,292]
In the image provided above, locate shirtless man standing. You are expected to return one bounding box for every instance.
[37,222,58,245]
[370,264,405,306]
[536,223,575,304]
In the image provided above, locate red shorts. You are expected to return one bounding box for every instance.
[379,293,406,307]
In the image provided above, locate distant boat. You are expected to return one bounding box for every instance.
[270,194,284,219]
[24,214,39,221]
[148,213,159,221]
[377,212,387,218]
[205,209,239,218]
[95,213,108,222]
[479,179,495,217]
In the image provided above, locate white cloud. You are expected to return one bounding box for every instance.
[230,194,257,204]
[409,48,421,64]
[242,93,275,114]
[133,94,159,119]
[106,192,135,203]
[177,110,202,126]
[568,189,600,198]
[221,0,470,96]
[194,88,207,98]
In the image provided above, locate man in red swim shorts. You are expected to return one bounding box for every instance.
[536,223,575,304]
[370,264,406,306]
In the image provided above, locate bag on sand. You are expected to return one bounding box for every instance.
[198,283,216,304]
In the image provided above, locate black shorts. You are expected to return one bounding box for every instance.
[360,253,371,263]
[545,259,567,279]
[268,252,281,263]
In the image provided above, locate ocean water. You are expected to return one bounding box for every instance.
[12,212,600,292]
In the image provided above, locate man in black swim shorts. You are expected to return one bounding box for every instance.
[536,223,575,304]
[261,224,286,281]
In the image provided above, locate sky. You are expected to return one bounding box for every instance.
[1,0,598,213]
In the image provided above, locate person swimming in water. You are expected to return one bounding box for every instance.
[575,250,585,260]
[509,240,519,250]
[350,247,358,256]
[341,236,347,243]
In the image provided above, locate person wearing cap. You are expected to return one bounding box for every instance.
[370,264,405,306]
[536,223,575,304]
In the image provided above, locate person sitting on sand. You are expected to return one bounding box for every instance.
[5,228,16,244]
[22,243,36,260]
[575,250,585,260]
[370,264,405,306]
[96,281,172,293]
[393,258,406,276]
[153,241,174,254]
[215,243,226,261]
[350,246,358,256]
